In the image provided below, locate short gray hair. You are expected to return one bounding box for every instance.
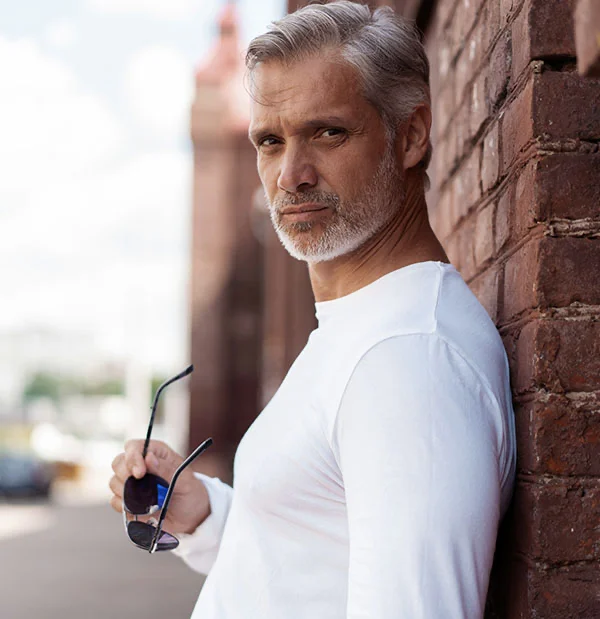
[246,0,432,186]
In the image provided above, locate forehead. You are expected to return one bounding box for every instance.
[248,55,370,129]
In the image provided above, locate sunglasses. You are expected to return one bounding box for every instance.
[122,364,213,553]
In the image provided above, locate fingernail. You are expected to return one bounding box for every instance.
[133,466,144,478]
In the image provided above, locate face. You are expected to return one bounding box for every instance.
[248,54,405,263]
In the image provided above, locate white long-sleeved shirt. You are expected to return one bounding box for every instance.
[175,261,516,619]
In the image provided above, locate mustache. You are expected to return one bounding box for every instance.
[270,190,340,211]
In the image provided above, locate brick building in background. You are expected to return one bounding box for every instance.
[189,0,599,615]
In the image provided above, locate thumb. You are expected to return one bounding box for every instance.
[144,451,176,482]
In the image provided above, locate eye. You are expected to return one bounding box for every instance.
[319,127,347,139]
[257,136,281,148]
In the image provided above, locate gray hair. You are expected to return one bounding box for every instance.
[246,0,432,188]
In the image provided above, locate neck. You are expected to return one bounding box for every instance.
[308,180,449,302]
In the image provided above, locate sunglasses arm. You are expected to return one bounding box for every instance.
[142,364,194,458]
[149,437,213,553]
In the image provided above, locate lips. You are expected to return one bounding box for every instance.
[279,203,328,215]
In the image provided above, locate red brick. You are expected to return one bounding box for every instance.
[482,0,501,53]
[501,76,534,173]
[494,191,510,255]
[500,0,516,25]
[486,30,511,111]
[511,319,600,394]
[575,0,600,77]
[503,238,540,320]
[433,74,453,141]
[454,46,472,109]
[504,236,600,320]
[537,237,600,307]
[493,162,539,256]
[474,203,496,266]
[482,122,500,192]
[450,0,481,59]
[434,134,456,185]
[454,102,471,162]
[516,392,600,476]
[533,70,600,141]
[446,218,477,280]
[469,71,488,137]
[436,0,460,32]
[454,145,482,219]
[512,480,600,562]
[512,0,577,80]
[468,263,501,322]
[528,565,600,619]
[534,154,600,220]
[527,0,577,59]
[430,184,455,240]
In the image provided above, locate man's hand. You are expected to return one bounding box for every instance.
[109,439,211,535]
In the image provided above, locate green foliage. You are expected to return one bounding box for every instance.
[22,372,125,404]
[22,373,62,403]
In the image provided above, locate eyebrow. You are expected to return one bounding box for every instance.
[248,116,349,144]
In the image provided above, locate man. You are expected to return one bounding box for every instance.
[110,2,516,617]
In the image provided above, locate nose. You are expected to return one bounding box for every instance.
[277,145,318,194]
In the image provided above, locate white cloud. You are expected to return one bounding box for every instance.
[124,45,195,144]
[87,0,202,21]
[0,36,191,372]
[0,36,123,195]
[43,18,78,50]
[0,150,192,368]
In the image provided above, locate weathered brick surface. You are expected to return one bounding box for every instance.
[468,263,501,322]
[474,203,496,266]
[504,236,600,320]
[534,153,600,220]
[481,122,500,191]
[515,392,600,476]
[512,0,577,79]
[511,480,600,564]
[533,70,600,140]
[528,565,600,619]
[507,319,600,395]
[501,77,534,173]
[424,0,600,615]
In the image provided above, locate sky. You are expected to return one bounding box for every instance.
[0,0,286,374]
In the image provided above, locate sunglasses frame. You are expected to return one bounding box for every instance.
[122,364,213,553]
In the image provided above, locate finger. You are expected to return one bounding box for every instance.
[124,439,147,479]
[111,452,130,482]
[144,444,183,483]
[109,494,123,513]
[108,475,123,499]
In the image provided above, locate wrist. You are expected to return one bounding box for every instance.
[181,475,212,534]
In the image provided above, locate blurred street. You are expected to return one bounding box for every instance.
[0,482,204,619]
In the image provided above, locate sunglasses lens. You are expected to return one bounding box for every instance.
[126,521,179,551]
[123,473,169,515]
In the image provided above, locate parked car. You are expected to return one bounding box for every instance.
[0,452,55,498]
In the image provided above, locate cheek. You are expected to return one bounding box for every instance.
[257,159,278,197]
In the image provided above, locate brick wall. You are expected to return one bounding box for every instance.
[422,0,600,616]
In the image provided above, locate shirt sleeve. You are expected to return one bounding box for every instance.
[332,334,504,619]
[171,473,234,575]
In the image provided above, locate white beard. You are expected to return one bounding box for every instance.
[266,145,404,263]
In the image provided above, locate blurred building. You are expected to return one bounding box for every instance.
[188,3,315,479]
[188,2,600,616]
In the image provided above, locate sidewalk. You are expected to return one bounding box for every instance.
[0,474,204,618]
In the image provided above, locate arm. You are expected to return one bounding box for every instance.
[172,473,234,575]
[332,335,504,619]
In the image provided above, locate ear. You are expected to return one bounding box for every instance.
[395,104,432,172]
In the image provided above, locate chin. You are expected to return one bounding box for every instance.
[277,230,363,264]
